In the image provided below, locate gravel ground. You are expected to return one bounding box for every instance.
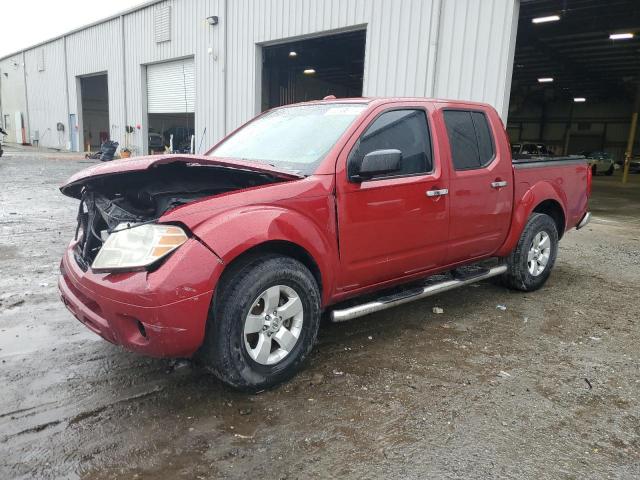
[1,153,639,479]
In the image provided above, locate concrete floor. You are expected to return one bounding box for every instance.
[1,153,639,479]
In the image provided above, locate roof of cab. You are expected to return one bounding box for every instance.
[283,96,493,109]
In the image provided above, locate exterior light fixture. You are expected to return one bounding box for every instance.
[303,68,316,75]
[573,97,586,102]
[609,33,634,40]
[538,77,554,83]
[532,15,560,24]
[206,16,219,26]
[289,51,298,57]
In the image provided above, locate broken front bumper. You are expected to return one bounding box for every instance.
[58,238,224,358]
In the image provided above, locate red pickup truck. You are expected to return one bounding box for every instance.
[59,98,591,390]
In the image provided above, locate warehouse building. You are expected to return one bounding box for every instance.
[1,0,638,165]
[0,0,518,154]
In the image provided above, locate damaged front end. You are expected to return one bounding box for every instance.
[66,159,294,272]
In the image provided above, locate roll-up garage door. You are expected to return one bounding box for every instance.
[147,58,195,113]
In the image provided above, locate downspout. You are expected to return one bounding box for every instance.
[22,51,30,145]
[425,0,443,97]
[121,15,128,152]
[223,0,228,136]
[63,36,71,150]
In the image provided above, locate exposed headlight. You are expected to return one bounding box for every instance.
[91,224,188,272]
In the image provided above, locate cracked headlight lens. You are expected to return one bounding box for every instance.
[91,224,188,272]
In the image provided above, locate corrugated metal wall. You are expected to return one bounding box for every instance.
[1,0,519,153]
[434,0,519,119]
[24,41,68,149]
[65,18,125,150]
[0,55,29,144]
[225,0,518,132]
[123,0,223,154]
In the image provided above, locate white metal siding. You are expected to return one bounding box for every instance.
[24,40,68,149]
[434,0,519,120]
[1,0,519,153]
[65,18,125,150]
[224,0,518,134]
[0,56,29,143]
[147,58,195,113]
[124,0,223,154]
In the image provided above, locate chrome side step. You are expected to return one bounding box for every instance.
[330,265,508,322]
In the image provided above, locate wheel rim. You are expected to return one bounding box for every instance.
[243,285,304,365]
[527,231,551,277]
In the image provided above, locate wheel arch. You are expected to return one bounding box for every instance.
[496,180,568,256]
[219,240,323,297]
[532,199,566,239]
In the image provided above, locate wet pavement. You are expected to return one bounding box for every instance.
[1,154,639,479]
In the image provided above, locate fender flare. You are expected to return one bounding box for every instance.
[496,180,567,257]
[193,205,337,304]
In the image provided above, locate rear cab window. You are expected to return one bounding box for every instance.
[443,109,495,170]
[348,109,433,180]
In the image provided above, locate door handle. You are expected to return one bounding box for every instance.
[426,188,449,197]
[491,180,508,188]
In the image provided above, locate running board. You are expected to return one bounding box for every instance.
[330,265,508,323]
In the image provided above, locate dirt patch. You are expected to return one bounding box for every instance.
[1,156,639,479]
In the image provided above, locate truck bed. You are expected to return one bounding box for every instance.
[512,155,589,231]
[512,154,586,166]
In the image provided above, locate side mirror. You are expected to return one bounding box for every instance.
[353,149,402,181]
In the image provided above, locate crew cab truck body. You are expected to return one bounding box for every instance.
[58,98,591,390]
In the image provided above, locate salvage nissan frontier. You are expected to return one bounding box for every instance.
[58,97,591,390]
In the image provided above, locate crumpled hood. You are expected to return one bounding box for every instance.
[60,154,302,199]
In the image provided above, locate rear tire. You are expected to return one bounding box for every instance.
[199,254,321,391]
[591,165,597,176]
[501,213,558,292]
[605,165,614,176]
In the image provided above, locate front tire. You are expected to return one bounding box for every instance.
[501,213,558,292]
[199,254,321,391]
[605,165,614,176]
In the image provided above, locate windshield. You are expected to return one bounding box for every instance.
[209,103,367,175]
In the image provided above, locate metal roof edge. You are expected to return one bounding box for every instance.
[0,0,165,62]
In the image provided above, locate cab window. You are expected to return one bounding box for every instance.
[443,110,495,170]
[348,109,433,179]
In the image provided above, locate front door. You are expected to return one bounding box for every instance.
[441,108,513,263]
[336,106,450,291]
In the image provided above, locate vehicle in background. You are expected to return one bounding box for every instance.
[58,98,592,391]
[580,151,615,176]
[511,142,553,157]
[148,129,165,151]
[163,126,195,153]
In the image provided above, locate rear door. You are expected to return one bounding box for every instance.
[335,103,449,291]
[440,106,513,263]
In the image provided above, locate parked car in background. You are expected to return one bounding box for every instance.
[629,155,640,173]
[148,129,165,151]
[164,126,195,153]
[580,151,615,175]
[511,142,553,157]
[58,97,591,391]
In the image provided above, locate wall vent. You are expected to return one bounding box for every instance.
[154,6,171,43]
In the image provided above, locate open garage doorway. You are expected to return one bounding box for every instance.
[79,74,109,151]
[147,58,195,154]
[508,0,640,172]
[261,29,366,110]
